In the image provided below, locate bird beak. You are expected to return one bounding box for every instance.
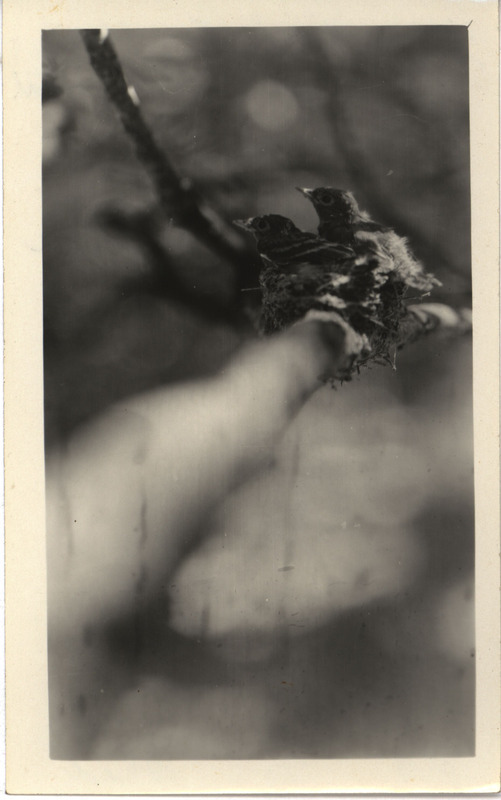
[296,187,314,199]
[233,218,254,231]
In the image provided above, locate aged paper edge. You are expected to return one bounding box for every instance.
[3,0,500,794]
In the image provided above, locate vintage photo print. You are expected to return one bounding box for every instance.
[4,0,500,794]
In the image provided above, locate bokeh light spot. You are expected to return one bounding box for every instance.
[245,80,299,131]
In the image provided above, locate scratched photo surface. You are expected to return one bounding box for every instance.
[43,27,474,759]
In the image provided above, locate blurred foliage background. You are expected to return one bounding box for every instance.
[43,27,474,758]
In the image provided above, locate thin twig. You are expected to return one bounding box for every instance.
[80,30,260,295]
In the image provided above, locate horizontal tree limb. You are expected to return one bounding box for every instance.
[398,303,472,347]
[297,303,472,380]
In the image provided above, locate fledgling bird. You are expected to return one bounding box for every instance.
[234,213,384,339]
[296,187,440,293]
[233,214,355,271]
[297,186,445,367]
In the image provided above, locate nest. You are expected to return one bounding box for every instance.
[259,245,439,373]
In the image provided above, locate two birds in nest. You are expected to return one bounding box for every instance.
[234,188,440,370]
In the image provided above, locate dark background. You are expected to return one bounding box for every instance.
[43,27,474,758]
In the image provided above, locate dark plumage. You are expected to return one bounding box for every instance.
[231,194,442,373]
[296,187,440,293]
[234,213,388,341]
[296,186,444,366]
[233,214,354,270]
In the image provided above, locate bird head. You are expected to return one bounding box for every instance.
[296,187,359,223]
[233,214,298,241]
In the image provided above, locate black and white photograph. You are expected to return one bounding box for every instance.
[4,0,500,794]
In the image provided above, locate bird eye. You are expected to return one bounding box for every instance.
[256,219,270,232]
[319,193,333,205]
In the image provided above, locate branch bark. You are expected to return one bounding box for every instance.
[80,30,260,295]
[397,303,472,347]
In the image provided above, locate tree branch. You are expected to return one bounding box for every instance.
[397,303,472,347]
[292,303,471,380]
[97,207,253,331]
[80,30,260,295]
